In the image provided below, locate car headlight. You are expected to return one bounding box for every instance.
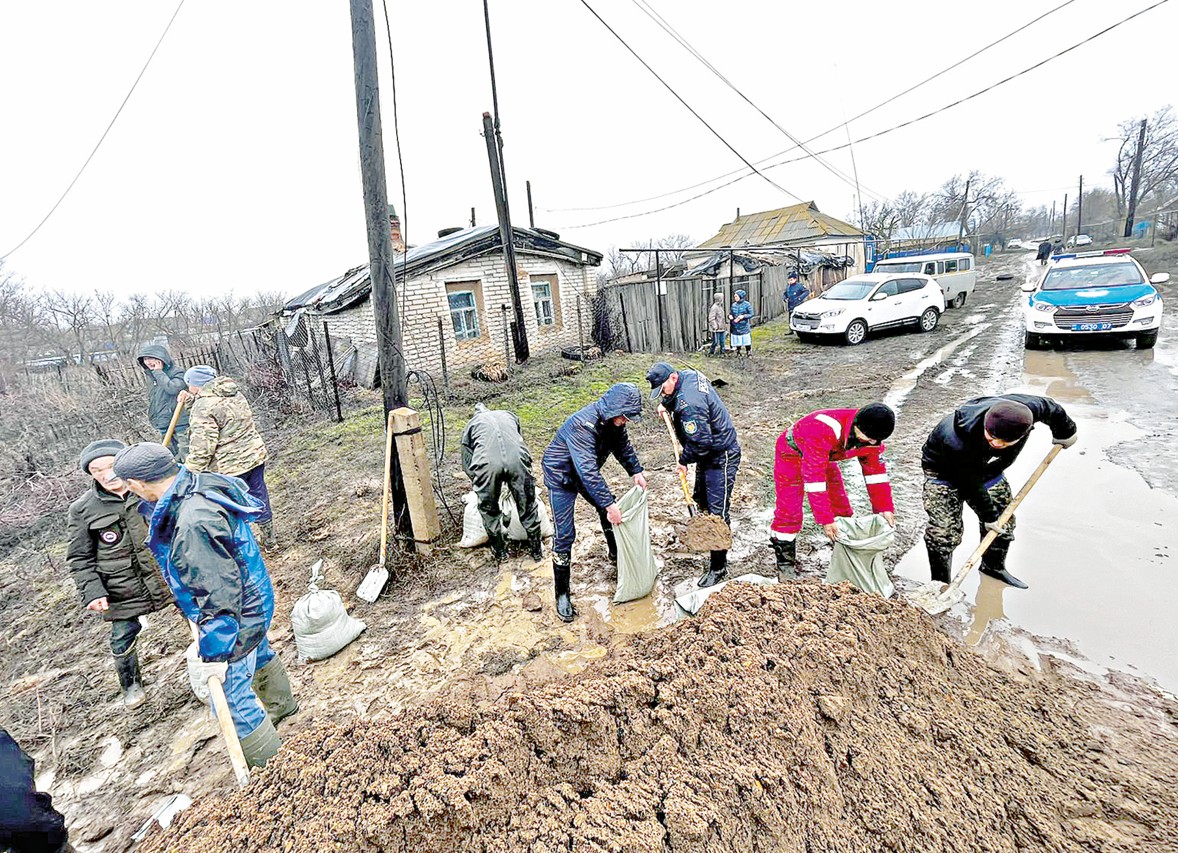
[1032,300,1055,312]
[1132,294,1157,308]
[820,308,844,318]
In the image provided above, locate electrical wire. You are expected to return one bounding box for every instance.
[0,0,187,260]
[407,369,460,526]
[558,0,1172,229]
[577,0,801,203]
[545,0,1086,215]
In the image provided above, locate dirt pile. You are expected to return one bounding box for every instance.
[682,512,732,552]
[146,582,1178,852]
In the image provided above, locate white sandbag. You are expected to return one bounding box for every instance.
[501,489,555,541]
[458,491,489,548]
[674,573,778,618]
[291,561,367,662]
[612,486,658,604]
[185,642,222,703]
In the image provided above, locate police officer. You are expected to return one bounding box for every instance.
[541,384,647,622]
[647,362,741,588]
[922,394,1077,589]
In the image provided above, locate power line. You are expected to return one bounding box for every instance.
[628,0,889,203]
[546,0,1085,215]
[576,0,801,203]
[559,0,1171,229]
[0,0,187,260]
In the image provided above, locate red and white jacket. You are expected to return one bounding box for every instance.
[783,407,894,524]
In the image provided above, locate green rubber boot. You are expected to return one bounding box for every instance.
[252,656,300,726]
[239,717,281,769]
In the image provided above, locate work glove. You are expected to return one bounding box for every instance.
[1053,432,1078,449]
[201,660,229,682]
[983,520,1008,537]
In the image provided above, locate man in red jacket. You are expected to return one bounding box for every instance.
[769,403,897,577]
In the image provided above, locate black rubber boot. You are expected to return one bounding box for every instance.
[602,527,619,567]
[926,544,953,585]
[770,538,797,579]
[488,531,508,563]
[552,553,576,622]
[697,550,729,588]
[252,656,300,727]
[114,646,146,709]
[979,544,1028,589]
[527,531,543,563]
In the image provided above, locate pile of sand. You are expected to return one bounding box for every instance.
[146,582,1178,852]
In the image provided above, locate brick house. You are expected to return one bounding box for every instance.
[283,223,602,386]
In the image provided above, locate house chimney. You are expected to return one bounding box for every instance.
[387,204,405,254]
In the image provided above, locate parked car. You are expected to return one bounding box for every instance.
[1008,239,1027,249]
[1022,248,1167,350]
[1066,234,1093,247]
[871,252,976,308]
[791,273,945,345]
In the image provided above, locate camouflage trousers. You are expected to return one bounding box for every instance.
[923,475,1015,554]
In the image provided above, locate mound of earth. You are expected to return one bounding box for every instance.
[145,582,1178,852]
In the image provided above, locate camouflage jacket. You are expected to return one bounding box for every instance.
[185,376,268,476]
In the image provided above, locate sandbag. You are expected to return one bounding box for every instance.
[458,492,489,548]
[501,489,555,541]
[291,561,367,661]
[613,486,659,604]
[826,514,896,598]
[674,573,778,618]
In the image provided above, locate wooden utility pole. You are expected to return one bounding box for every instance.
[526,180,535,228]
[957,178,971,247]
[482,0,530,363]
[1077,175,1084,237]
[1124,118,1148,238]
[349,0,411,537]
[392,408,440,555]
[1061,193,1068,244]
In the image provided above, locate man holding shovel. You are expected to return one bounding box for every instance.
[769,404,897,578]
[541,384,648,622]
[137,343,190,460]
[922,395,1077,589]
[113,443,298,769]
[647,362,741,588]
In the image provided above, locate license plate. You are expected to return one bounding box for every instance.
[794,319,817,329]
[1070,322,1112,331]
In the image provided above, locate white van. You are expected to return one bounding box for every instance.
[871,252,976,308]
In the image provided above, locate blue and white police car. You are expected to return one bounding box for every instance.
[1022,249,1168,350]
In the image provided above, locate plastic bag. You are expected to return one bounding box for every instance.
[501,490,555,541]
[674,573,777,618]
[826,514,896,598]
[291,561,367,661]
[458,492,489,548]
[613,486,659,604]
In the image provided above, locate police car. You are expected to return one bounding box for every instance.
[1022,249,1168,350]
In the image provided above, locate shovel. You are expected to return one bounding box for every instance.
[162,397,188,448]
[659,409,732,552]
[910,445,1062,615]
[187,622,250,788]
[357,410,396,603]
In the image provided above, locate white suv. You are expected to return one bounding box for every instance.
[790,273,945,345]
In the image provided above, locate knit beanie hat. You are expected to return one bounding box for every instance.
[113,442,179,483]
[852,403,896,441]
[79,439,127,474]
[984,401,1034,441]
[184,365,217,387]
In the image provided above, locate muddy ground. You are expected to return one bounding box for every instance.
[2,247,1177,850]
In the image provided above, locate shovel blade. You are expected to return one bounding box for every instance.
[356,565,388,603]
[682,513,732,552]
[908,580,965,615]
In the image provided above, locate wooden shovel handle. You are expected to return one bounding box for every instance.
[162,398,187,448]
[947,444,1063,590]
[378,409,396,566]
[189,622,250,788]
[659,409,694,507]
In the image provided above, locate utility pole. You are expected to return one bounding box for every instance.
[526,180,535,229]
[1124,118,1148,238]
[956,178,971,248]
[1050,200,1056,235]
[470,207,476,227]
[482,0,530,362]
[1061,193,1068,244]
[1077,175,1084,237]
[348,0,410,535]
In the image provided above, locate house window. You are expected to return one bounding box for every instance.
[529,274,560,328]
[447,285,481,341]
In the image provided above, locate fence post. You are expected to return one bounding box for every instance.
[436,317,450,396]
[576,295,585,358]
[322,322,345,423]
[309,327,332,417]
[500,304,511,371]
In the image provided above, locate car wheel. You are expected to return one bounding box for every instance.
[1137,330,1159,350]
[918,308,939,332]
[1024,331,1044,350]
[844,320,868,346]
[951,292,967,309]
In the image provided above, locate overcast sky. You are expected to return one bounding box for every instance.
[1,0,1175,299]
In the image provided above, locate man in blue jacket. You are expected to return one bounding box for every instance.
[541,384,648,622]
[113,443,298,768]
[647,362,741,587]
[784,271,809,315]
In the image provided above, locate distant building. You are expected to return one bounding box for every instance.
[888,222,967,255]
[697,202,872,272]
[283,225,601,386]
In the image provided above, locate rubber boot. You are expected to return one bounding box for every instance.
[770,538,797,580]
[488,530,509,563]
[979,543,1028,589]
[926,544,953,585]
[256,521,276,551]
[527,531,544,563]
[239,717,281,769]
[251,656,299,727]
[552,553,576,623]
[602,527,619,567]
[698,550,729,588]
[114,647,146,709]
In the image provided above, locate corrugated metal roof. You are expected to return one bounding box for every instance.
[891,222,962,242]
[697,202,863,249]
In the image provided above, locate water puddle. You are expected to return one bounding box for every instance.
[896,347,1178,693]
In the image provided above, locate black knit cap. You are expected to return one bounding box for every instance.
[984,401,1034,441]
[852,403,896,441]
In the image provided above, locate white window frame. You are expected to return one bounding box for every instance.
[531,281,555,327]
[447,290,481,341]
